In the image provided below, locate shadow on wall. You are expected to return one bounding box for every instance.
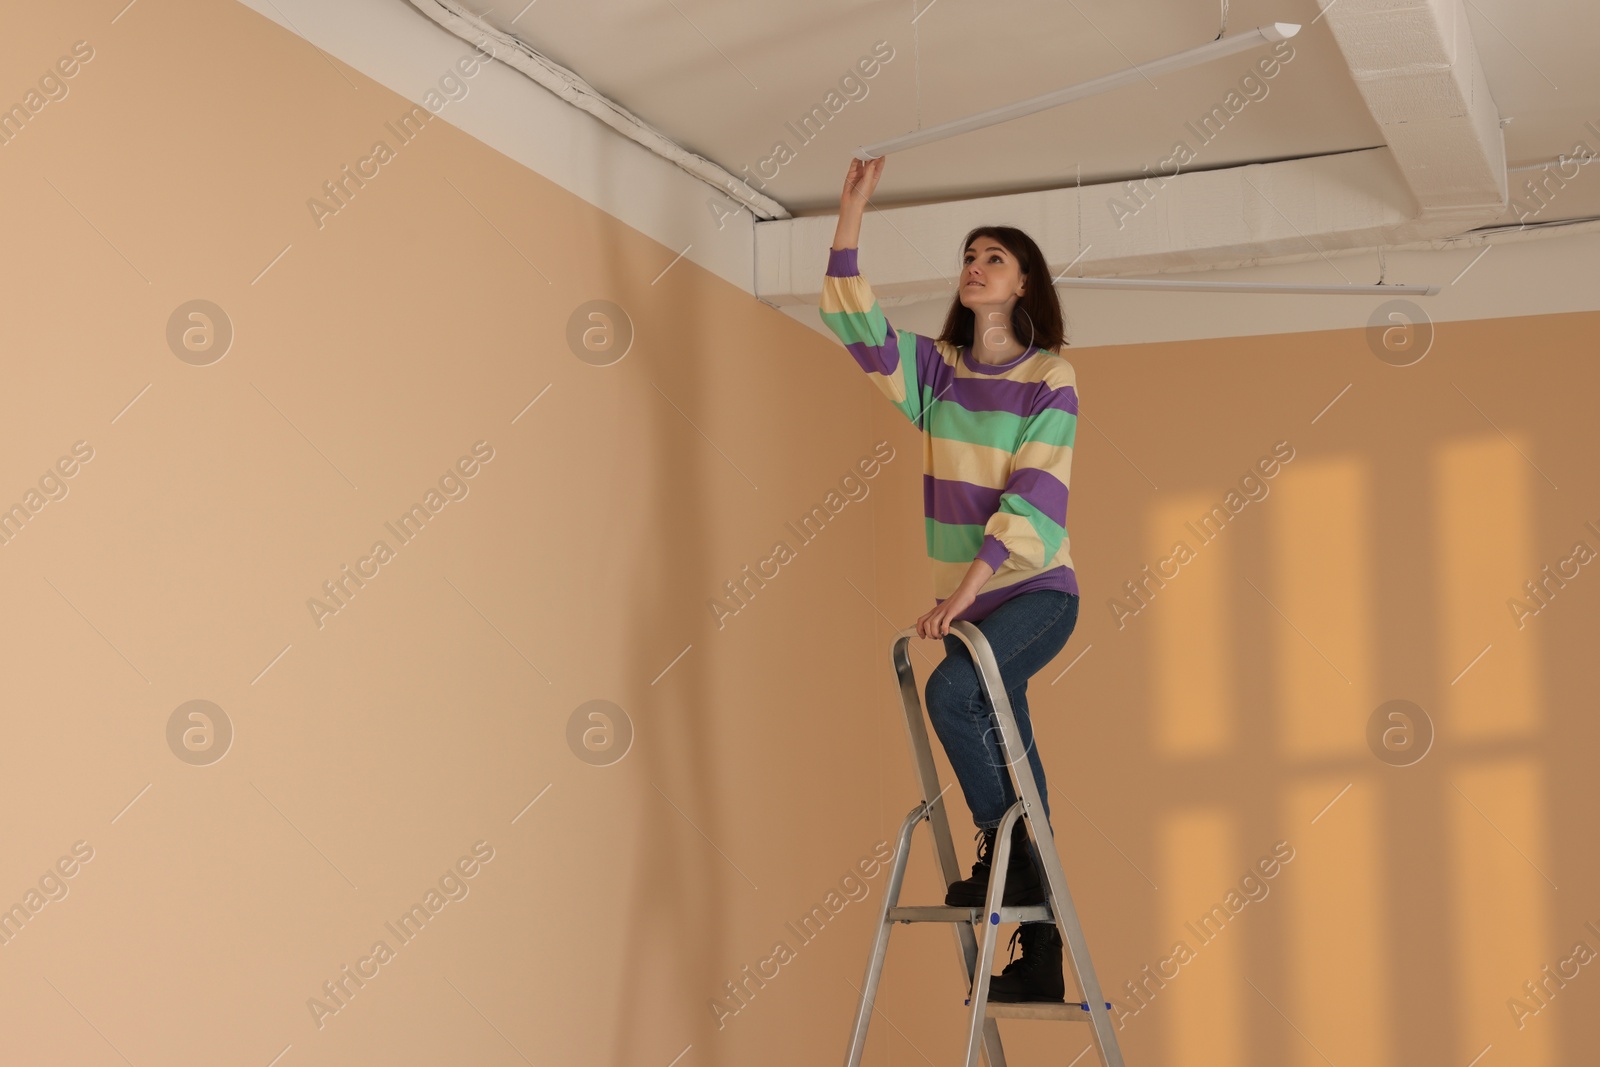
[973,308,1600,1067]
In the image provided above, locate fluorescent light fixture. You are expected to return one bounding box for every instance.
[855,23,1301,160]
[1053,277,1439,296]
[1507,155,1599,173]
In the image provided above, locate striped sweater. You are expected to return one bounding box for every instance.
[819,247,1079,623]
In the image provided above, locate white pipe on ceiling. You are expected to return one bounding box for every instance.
[403,0,790,220]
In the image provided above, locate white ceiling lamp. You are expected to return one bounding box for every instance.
[1054,277,1439,296]
[1507,154,1599,173]
[855,23,1301,160]
[854,22,1444,297]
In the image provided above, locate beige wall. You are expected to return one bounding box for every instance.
[2,3,1597,1066]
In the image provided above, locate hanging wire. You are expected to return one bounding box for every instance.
[1216,0,1229,40]
[912,0,922,131]
[1076,162,1084,277]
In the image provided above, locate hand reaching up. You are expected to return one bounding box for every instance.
[840,155,886,218]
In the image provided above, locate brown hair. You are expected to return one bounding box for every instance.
[938,225,1068,352]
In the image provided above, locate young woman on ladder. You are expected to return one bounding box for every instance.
[820,154,1083,1003]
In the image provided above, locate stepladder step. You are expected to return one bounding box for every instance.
[982,1000,1115,1021]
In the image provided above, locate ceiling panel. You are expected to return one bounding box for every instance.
[446,0,1599,223]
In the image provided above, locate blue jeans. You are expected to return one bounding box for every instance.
[924,590,1079,835]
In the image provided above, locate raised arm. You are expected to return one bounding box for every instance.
[832,156,882,251]
[818,157,942,428]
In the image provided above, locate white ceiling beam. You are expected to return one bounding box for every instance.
[1321,0,1506,222]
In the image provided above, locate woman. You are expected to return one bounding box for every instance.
[820,155,1081,1003]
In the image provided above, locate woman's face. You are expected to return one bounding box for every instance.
[959,237,1025,313]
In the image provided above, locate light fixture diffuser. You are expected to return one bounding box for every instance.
[855,23,1301,161]
[1053,276,1438,296]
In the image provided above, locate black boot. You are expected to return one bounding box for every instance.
[987,922,1065,1003]
[944,822,1045,907]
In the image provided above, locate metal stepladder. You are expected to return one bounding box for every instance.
[844,622,1127,1067]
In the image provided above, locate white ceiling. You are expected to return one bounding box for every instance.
[238,0,1600,345]
[448,0,1600,224]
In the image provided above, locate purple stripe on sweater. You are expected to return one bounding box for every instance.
[1000,468,1069,524]
[928,374,1079,418]
[827,247,859,276]
[938,566,1079,623]
[913,332,946,396]
[937,374,1035,416]
[976,535,1011,571]
[843,326,952,405]
[925,473,1068,526]
[926,475,1001,525]
[1037,384,1079,415]
[843,337,898,377]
